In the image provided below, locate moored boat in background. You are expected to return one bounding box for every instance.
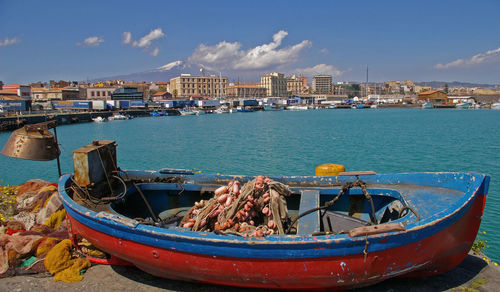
[422,101,434,109]
[455,102,472,109]
[92,116,106,123]
[108,114,128,121]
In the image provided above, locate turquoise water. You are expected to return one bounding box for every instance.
[1,109,499,260]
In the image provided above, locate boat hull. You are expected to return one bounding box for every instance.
[60,172,488,290]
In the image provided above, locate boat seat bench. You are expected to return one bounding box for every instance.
[297,190,321,235]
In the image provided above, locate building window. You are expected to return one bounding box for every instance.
[91,91,95,97]
[97,91,100,97]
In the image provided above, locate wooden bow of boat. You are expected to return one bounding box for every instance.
[58,168,490,290]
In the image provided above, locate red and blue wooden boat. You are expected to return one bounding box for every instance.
[58,169,489,290]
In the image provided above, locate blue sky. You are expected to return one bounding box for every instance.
[1,0,500,84]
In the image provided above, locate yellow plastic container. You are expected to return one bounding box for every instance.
[315,164,345,176]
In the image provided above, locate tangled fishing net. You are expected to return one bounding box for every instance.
[180,176,292,237]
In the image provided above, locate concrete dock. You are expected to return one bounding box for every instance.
[0,109,180,131]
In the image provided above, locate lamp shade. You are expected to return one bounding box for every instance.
[1,121,60,161]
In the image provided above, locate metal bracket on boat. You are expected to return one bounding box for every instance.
[348,222,406,238]
[96,212,140,228]
[159,168,195,175]
[338,171,376,176]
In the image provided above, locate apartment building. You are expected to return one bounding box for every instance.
[80,87,117,100]
[31,88,80,102]
[226,82,266,99]
[169,74,228,98]
[312,75,332,94]
[2,84,31,100]
[286,75,308,95]
[261,72,287,97]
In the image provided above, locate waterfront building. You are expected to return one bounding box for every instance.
[286,75,308,95]
[111,87,143,100]
[448,96,476,104]
[123,82,152,99]
[417,90,448,104]
[169,74,228,98]
[31,87,79,102]
[312,75,332,94]
[2,84,31,100]
[261,72,287,97]
[80,87,117,100]
[151,91,172,101]
[226,82,266,99]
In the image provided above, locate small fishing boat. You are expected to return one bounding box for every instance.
[263,104,283,111]
[179,109,197,116]
[286,105,308,111]
[108,114,128,121]
[422,101,434,109]
[455,102,472,109]
[236,106,254,112]
[92,116,106,123]
[214,107,229,114]
[150,110,166,117]
[58,140,490,290]
[491,101,500,110]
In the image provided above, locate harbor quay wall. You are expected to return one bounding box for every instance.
[0,109,176,132]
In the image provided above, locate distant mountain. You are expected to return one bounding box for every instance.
[91,60,199,82]
[93,63,500,88]
[415,81,499,88]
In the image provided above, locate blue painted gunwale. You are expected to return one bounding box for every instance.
[58,171,489,260]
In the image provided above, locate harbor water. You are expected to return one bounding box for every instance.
[1,108,499,261]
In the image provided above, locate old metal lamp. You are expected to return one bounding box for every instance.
[1,120,62,176]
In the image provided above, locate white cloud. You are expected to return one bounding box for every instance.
[122,28,165,56]
[132,28,165,48]
[188,30,312,71]
[150,47,160,57]
[293,64,343,78]
[78,36,104,47]
[320,48,329,54]
[189,41,243,71]
[0,37,19,47]
[122,32,132,44]
[435,47,500,69]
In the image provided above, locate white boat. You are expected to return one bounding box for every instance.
[422,102,433,109]
[263,104,283,111]
[214,106,230,114]
[455,102,471,109]
[370,104,378,109]
[108,114,128,121]
[491,101,500,110]
[286,105,308,111]
[180,110,197,116]
[92,116,106,123]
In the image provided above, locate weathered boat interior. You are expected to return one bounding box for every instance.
[63,173,460,236]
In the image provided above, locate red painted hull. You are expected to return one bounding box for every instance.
[67,193,485,290]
